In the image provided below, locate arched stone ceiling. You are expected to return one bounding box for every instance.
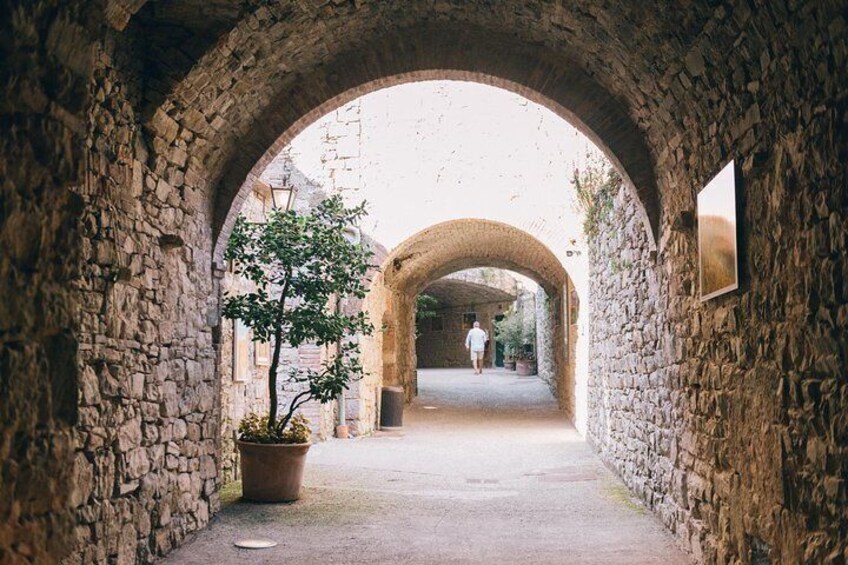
[130,2,724,261]
[203,25,660,257]
[423,279,518,308]
[381,219,569,297]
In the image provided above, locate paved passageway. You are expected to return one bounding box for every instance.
[166,369,689,564]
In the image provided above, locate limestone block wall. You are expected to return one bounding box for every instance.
[0,4,94,562]
[320,99,362,195]
[535,288,556,391]
[68,44,221,563]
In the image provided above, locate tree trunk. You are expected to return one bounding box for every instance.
[267,272,292,433]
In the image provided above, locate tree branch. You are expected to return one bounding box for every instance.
[277,389,314,433]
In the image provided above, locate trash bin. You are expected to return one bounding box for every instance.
[380,386,404,428]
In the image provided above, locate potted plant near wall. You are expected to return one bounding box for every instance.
[515,350,537,377]
[495,312,523,371]
[516,322,537,377]
[222,196,373,502]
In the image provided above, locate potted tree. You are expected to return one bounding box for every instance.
[516,321,537,376]
[222,195,373,502]
[515,350,537,377]
[495,312,523,371]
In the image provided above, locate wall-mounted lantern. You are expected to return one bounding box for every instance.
[270,178,295,211]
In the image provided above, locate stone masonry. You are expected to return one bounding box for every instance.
[1,2,846,564]
[374,220,571,411]
[415,270,519,369]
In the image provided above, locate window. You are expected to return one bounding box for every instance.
[462,312,477,330]
[233,319,251,382]
[255,340,271,366]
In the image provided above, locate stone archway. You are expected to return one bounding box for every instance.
[358,219,577,427]
[204,24,659,263]
[4,2,847,562]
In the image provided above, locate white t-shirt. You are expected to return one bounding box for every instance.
[465,327,488,351]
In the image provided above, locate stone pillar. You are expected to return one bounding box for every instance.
[381,290,417,401]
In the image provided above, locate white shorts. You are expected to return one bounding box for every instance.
[470,350,484,361]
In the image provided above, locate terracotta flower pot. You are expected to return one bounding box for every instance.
[516,360,537,376]
[237,441,311,502]
[504,360,516,371]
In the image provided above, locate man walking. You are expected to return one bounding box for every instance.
[465,321,489,375]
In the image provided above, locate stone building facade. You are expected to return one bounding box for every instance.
[415,270,520,369]
[416,299,509,368]
[2,2,846,564]
[535,288,556,391]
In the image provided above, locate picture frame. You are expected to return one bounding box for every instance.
[698,160,739,301]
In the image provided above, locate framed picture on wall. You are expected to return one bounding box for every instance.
[698,160,739,301]
[233,319,251,382]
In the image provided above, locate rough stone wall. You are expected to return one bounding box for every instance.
[535,288,556,391]
[3,5,220,562]
[416,301,511,369]
[589,99,848,564]
[586,184,670,534]
[217,308,268,484]
[68,36,220,563]
[357,262,390,434]
[1,3,96,562]
[341,234,388,436]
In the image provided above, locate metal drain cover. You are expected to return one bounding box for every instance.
[234,539,277,549]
